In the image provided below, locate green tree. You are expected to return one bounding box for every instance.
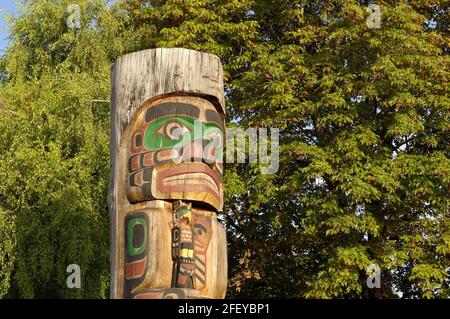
[0,0,130,298]
[118,0,449,298]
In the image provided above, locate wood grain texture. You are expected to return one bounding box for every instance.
[109,48,226,299]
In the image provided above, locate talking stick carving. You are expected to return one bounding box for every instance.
[109,48,227,299]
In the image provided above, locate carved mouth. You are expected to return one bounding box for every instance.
[164,173,219,194]
[153,162,222,210]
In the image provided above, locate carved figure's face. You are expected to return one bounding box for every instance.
[126,96,224,210]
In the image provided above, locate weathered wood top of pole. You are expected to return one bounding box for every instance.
[111,48,225,137]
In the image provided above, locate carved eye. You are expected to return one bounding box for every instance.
[194,224,207,237]
[158,121,189,140]
[196,228,204,236]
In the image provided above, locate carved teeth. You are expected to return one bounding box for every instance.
[164,173,219,194]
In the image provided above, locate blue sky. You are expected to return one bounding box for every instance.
[0,0,18,54]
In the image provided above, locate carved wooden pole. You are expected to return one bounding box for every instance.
[109,48,227,299]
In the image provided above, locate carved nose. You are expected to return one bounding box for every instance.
[179,139,217,165]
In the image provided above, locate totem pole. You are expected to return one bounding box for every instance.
[109,48,227,299]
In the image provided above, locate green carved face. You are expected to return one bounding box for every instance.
[144,116,223,155]
[126,99,225,211]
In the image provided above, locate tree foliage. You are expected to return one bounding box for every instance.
[0,0,124,298]
[0,0,448,298]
